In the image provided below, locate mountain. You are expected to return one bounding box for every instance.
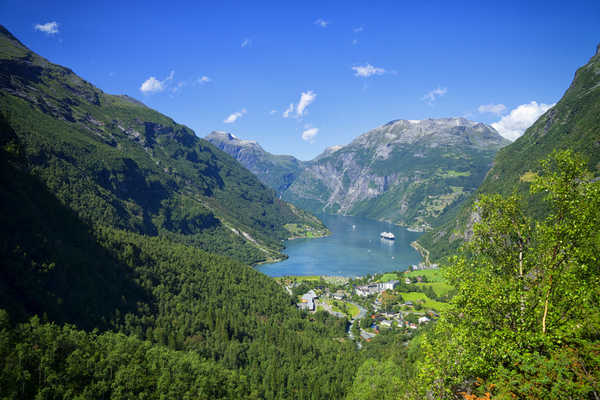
[284,118,509,230]
[206,130,305,193]
[0,25,357,399]
[0,25,326,265]
[206,119,508,231]
[418,44,600,260]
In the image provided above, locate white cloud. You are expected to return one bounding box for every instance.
[422,86,447,104]
[352,39,358,45]
[491,101,555,141]
[140,77,164,93]
[478,103,507,115]
[296,90,316,116]
[35,22,59,34]
[282,91,316,118]
[353,26,364,33]
[314,18,329,28]
[302,127,319,142]
[197,76,211,84]
[139,70,174,94]
[35,21,59,35]
[269,109,277,115]
[241,38,251,48]
[283,103,294,118]
[352,64,386,77]
[224,108,247,124]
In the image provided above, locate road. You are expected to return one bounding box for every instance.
[346,301,367,349]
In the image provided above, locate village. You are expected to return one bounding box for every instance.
[277,264,451,345]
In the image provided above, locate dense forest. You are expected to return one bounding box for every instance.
[1,125,360,398]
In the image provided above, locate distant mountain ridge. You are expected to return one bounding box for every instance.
[418,44,600,260]
[208,118,509,230]
[206,131,305,193]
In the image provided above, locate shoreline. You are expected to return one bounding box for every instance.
[410,241,430,266]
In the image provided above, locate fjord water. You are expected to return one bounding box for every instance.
[258,214,422,277]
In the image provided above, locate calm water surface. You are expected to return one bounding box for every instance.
[258,214,422,277]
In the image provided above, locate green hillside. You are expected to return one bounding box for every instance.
[419,44,600,261]
[0,25,325,265]
[0,141,360,398]
[0,25,358,399]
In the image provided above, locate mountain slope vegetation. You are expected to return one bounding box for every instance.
[418,44,600,261]
[0,25,325,265]
[0,25,357,399]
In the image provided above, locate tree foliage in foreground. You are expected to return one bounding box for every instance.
[416,150,600,399]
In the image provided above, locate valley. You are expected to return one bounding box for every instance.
[1,7,599,400]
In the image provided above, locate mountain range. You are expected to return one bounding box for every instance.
[208,117,510,231]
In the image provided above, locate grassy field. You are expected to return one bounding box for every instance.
[377,273,399,282]
[416,282,454,297]
[398,292,449,311]
[327,299,360,319]
[404,269,445,282]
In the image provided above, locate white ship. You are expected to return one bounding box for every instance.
[380,231,395,240]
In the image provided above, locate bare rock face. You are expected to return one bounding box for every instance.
[283,118,509,230]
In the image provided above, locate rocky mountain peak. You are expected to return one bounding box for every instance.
[349,117,506,150]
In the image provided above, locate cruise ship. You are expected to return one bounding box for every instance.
[380,231,395,240]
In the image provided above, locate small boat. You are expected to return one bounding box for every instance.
[380,231,395,240]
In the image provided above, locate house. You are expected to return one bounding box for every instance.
[301,289,318,303]
[418,316,430,324]
[360,331,376,341]
[355,280,399,297]
[380,280,399,291]
[355,284,379,297]
[405,278,412,285]
[332,290,345,300]
[381,319,393,328]
[298,290,318,311]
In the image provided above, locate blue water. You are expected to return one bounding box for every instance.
[258,214,423,277]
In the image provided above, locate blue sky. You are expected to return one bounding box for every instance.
[2,0,599,160]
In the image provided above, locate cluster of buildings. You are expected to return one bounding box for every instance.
[355,280,399,297]
[366,311,433,334]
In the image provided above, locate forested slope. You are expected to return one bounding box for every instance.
[0,25,358,399]
[0,24,325,265]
